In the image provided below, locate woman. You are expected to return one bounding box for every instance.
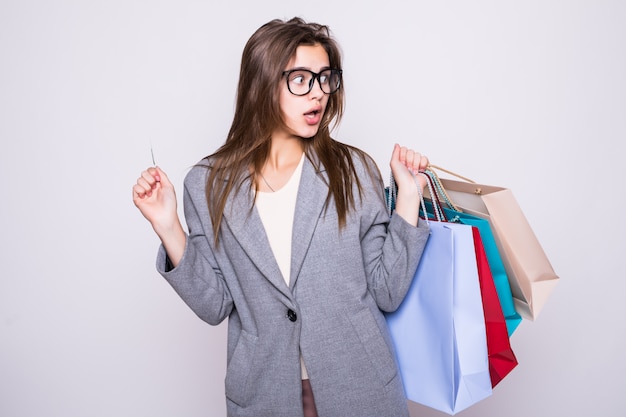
[133,17,430,417]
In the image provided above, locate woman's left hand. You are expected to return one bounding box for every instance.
[389,144,429,226]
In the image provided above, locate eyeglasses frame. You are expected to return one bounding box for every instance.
[282,68,343,96]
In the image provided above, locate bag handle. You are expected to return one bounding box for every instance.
[415,173,429,227]
[421,171,448,222]
[388,171,434,217]
[387,173,397,217]
[428,164,476,184]
[388,170,451,223]
[388,171,439,223]
[423,169,461,212]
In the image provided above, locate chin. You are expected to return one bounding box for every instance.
[299,127,322,139]
[283,122,322,140]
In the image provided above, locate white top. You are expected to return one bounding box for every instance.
[255,154,309,379]
[255,154,304,286]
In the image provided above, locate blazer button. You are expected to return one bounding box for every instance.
[287,309,297,322]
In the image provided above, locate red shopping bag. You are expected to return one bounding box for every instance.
[472,226,518,387]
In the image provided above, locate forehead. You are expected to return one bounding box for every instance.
[287,44,330,70]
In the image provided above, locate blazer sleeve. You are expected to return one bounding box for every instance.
[155,164,234,325]
[357,156,430,312]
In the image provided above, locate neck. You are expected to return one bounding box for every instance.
[265,135,305,171]
[259,136,305,192]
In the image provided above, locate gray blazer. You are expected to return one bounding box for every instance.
[157,150,430,417]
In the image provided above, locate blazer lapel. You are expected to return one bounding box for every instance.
[221,156,329,295]
[222,177,290,296]
[289,156,328,290]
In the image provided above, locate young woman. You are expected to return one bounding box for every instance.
[133,17,430,417]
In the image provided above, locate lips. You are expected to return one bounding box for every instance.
[304,106,323,125]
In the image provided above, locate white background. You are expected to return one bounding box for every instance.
[1,1,624,416]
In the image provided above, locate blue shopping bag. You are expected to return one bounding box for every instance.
[423,200,522,336]
[385,220,493,415]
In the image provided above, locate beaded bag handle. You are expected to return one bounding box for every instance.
[415,173,430,227]
[420,171,451,222]
[423,169,459,212]
[388,171,435,221]
[388,170,450,222]
[387,173,397,217]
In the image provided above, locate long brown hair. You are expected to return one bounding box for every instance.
[205,17,374,244]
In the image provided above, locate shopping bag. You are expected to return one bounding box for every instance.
[422,198,522,336]
[427,166,559,320]
[421,171,518,385]
[385,176,492,414]
[471,226,518,387]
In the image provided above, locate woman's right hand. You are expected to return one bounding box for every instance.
[132,166,186,266]
[133,167,177,228]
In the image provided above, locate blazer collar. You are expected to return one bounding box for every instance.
[222,155,328,297]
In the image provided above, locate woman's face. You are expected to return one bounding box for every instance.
[275,44,331,140]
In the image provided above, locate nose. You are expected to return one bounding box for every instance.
[309,75,324,98]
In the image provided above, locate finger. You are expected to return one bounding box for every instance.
[148,167,162,183]
[405,150,416,172]
[133,183,150,199]
[135,177,155,198]
[399,146,407,165]
[141,169,162,191]
[405,151,429,173]
[419,155,429,171]
[414,152,425,172]
[138,175,154,191]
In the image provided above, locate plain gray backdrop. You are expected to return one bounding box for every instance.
[1,0,624,416]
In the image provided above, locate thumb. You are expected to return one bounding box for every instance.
[153,166,172,187]
[390,143,400,164]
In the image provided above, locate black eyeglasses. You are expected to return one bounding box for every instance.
[282,68,343,96]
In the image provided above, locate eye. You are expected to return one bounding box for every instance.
[289,71,308,85]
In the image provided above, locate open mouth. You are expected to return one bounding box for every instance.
[304,107,322,125]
